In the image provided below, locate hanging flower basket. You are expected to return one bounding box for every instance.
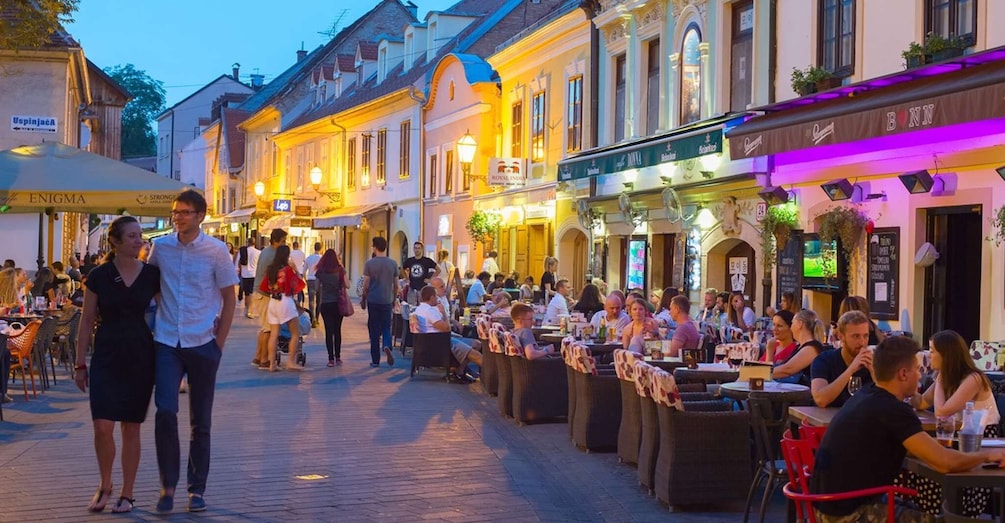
[760,204,800,269]
[990,204,1005,246]
[465,210,501,246]
[815,205,869,257]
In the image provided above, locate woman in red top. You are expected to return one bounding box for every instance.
[764,310,797,363]
[259,245,306,371]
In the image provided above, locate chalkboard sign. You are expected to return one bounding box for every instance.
[776,230,803,307]
[867,227,899,320]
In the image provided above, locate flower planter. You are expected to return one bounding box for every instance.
[905,55,926,69]
[930,47,964,63]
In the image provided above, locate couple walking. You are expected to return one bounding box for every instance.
[73,190,238,514]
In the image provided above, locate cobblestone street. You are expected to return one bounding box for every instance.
[0,305,784,522]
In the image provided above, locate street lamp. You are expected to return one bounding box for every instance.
[309,166,323,188]
[456,130,477,179]
[254,181,265,199]
[308,165,342,204]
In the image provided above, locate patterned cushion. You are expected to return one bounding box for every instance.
[613,349,638,382]
[649,368,684,411]
[572,345,597,375]
[970,341,1001,372]
[475,315,491,339]
[633,360,654,398]
[504,331,524,357]
[487,326,506,354]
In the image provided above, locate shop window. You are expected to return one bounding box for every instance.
[566,76,583,153]
[819,0,855,76]
[679,25,702,126]
[925,0,976,45]
[614,54,626,141]
[730,0,754,111]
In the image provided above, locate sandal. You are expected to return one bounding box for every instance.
[87,485,113,512]
[111,496,135,513]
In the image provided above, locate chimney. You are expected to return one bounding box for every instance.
[405,1,418,18]
[297,42,308,62]
[250,73,265,90]
[232,62,240,81]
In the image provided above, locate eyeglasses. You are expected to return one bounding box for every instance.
[170,210,200,217]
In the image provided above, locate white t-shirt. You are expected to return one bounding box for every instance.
[543,293,569,324]
[304,253,321,281]
[241,246,260,279]
[589,310,630,335]
[413,302,448,334]
[290,249,307,275]
[482,257,499,276]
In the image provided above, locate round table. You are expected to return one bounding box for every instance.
[719,381,811,403]
[673,363,739,384]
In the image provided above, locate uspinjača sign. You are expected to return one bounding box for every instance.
[558,130,722,181]
[11,115,57,134]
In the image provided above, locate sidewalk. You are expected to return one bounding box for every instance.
[0,305,786,521]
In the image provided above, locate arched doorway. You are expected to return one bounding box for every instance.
[392,231,409,265]
[706,238,757,314]
[558,227,589,296]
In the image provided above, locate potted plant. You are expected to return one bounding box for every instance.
[902,33,967,68]
[901,41,926,68]
[790,66,838,96]
[465,210,501,246]
[990,204,1005,246]
[760,204,801,269]
[815,205,870,258]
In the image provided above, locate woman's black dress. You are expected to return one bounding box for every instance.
[87,262,160,422]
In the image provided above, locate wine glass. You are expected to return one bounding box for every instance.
[714,345,727,364]
[848,376,862,396]
[727,347,743,369]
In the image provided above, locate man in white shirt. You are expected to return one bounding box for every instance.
[148,190,239,514]
[303,242,322,327]
[590,294,631,337]
[239,238,260,319]
[543,278,571,325]
[412,286,482,383]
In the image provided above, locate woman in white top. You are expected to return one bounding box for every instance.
[437,250,455,281]
[727,291,756,333]
[914,329,1001,432]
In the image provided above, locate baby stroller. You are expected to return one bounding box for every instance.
[275,322,306,366]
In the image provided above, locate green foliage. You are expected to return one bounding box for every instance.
[990,205,1005,246]
[465,210,501,245]
[790,66,833,95]
[760,203,800,270]
[902,33,967,64]
[0,0,78,49]
[816,206,869,258]
[104,64,166,158]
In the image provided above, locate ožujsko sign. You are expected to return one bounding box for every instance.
[557,130,722,181]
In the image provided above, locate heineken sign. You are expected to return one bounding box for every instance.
[558,130,723,181]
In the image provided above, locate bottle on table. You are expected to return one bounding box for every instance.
[959,401,982,453]
[598,317,607,342]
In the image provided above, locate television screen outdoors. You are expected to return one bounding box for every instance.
[803,237,838,280]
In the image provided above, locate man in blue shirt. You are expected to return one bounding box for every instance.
[466,271,490,305]
[148,190,239,513]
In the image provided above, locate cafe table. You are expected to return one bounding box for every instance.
[719,381,811,404]
[539,332,567,344]
[904,450,1005,522]
[1,313,44,324]
[642,356,688,372]
[673,363,740,384]
[788,405,939,432]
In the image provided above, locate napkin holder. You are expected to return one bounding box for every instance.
[750,377,765,390]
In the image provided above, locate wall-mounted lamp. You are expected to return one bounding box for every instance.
[254,181,265,199]
[309,166,342,204]
[996,165,1005,181]
[659,175,672,185]
[456,130,480,181]
[694,207,716,230]
[898,170,957,196]
[758,185,789,206]
[623,181,635,191]
[699,170,715,179]
[820,179,854,201]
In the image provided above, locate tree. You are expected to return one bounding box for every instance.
[0,0,79,49]
[104,64,166,158]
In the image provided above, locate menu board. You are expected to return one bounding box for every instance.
[775,230,803,306]
[867,227,899,320]
[626,239,647,290]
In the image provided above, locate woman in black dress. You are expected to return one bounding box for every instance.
[73,216,160,513]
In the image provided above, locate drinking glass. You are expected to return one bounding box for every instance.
[935,416,956,448]
[847,376,862,396]
[727,347,743,369]
[714,345,728,364]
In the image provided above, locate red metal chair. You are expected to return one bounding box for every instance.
[780,436,917,523]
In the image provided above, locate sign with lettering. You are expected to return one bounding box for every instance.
[867,227,899,320]
[272,199,291,212]
[294,205,312,217]
[290,218,312,228]
[11,115,57,133]
[558,130,723,181]
[488,157,526,186]
[775,230,803,307]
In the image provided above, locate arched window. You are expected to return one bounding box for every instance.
[679,24,702,125]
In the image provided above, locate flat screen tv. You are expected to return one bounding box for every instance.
[802,233,846,293]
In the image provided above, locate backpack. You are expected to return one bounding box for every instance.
[238,246,249,266]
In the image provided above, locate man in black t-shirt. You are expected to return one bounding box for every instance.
[810,310,875,407]
[810,336,1005,522]
[402,241,439,306]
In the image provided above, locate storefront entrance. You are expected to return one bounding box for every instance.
[923,205,982,344]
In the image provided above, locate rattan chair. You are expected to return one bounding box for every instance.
[562,339,578,440]
[409,330,453,380]
[493,326,514,418]
[476,317,497,396]
[32,316,58,389]
[614,349,641,465]
[506,332,567,424]
[54,309,81,374]
[634,361,659,495]
[571,346,621,452]
[744,392,793,523]
[7,320,42,401]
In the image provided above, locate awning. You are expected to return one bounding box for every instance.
[200,217,223,230]
[556,114,744,181]
[259,214,290,234]
[313,203,390,229]
[222,207,258,224]
[727,47,1005,160]
[473,183,555,210]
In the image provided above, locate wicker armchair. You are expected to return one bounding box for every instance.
[634,361,659,494]
[476,317,497,396]
[506,332,567,424]
[653,400,752,509]
[54,309,81,375]
[409,331,454,380]
[492,326,514,418]
[561,338,579,440]
[614,349,642,465]
[571,345,621,452]
[7,320,42,401]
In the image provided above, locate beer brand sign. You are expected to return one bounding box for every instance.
[558,130,723,181]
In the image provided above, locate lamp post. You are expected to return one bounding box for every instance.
[254,181,265,199]
[309,166,323,190]
[456,130,477,179]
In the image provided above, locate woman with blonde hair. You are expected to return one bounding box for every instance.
[770,308,827,385]
[540,256,558,303]
[622,298,660,354]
